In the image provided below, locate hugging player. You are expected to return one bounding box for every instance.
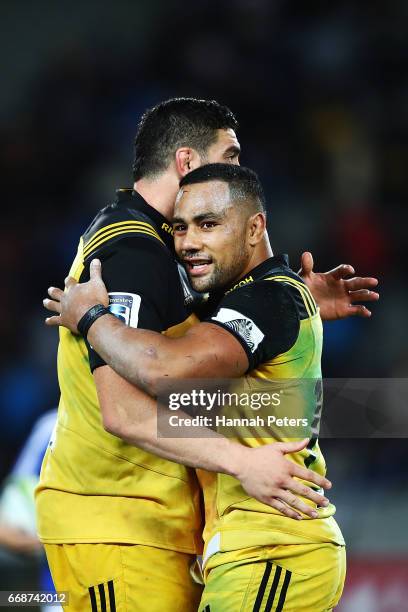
[44,163,378,610]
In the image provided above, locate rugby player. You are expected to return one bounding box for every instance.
[37,99,244,611]
[45,163,379,611]
[37,98,353,612]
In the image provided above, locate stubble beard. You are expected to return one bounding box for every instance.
[191,249,249,293]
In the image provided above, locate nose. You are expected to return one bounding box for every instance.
[178,225,203,253]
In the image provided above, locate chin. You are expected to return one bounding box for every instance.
[190,279,210,293]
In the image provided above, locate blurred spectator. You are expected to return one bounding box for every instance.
[0,409,60,612]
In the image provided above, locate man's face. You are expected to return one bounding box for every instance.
[173,181,251,292]
[202,129,241,166]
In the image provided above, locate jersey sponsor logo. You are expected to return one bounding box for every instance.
[211,307,264,353]
[225,275,254,294]
[108,292,141,328]
[161,222,174,235]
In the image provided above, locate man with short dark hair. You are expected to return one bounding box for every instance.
[133,98,240,181]
[45,162,376,611]
[36,98,244,612]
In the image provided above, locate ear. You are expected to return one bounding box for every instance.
[175,147,202,177]
[248,212,266,246]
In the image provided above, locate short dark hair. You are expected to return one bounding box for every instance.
[132,98,238,181]
[179,163,266,213]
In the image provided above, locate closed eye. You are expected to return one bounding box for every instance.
[224,146,240,163]
[225,154,239,164]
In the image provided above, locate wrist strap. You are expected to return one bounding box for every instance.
[77,304,110,339]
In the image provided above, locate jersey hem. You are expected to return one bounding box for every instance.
[38,535,202,555]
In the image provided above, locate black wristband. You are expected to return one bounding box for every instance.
[77,304,111,339]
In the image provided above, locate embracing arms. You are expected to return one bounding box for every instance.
[97,365,329,520]
[44,250,378,518]
[45,255,379,396]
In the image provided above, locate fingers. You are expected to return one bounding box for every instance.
[300,252,314,275]
[45,315,62,327]
[348,289,379,303]
[48,286,64,301]
[345,288,379,317]
[90,259,102,280]
[277,490,319,519]
[288,479,329,508]
[267,498,302,521]
[344,276,378,291]
[291,464,332,490]
[43,298,61,314]
[347,304,372,318]
[276,438,309,454]
[329,264,355,280]
[64,276,77,288]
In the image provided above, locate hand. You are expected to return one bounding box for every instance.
[299,251,379,321]
[236,438,331,520]
[44,259,109,333]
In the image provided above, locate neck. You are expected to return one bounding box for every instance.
[133,169,179,221]
[237,233,273,280]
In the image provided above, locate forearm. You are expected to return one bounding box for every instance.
[88,314,247,395]
[121,402,243,475]
[95,367,244,475]
[89,314,172,394]
[95,368,332,520]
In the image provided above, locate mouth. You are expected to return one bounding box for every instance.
[183,258,213,277]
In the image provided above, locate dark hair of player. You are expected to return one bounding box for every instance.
[179,163,266,213]
[132,98,238,181]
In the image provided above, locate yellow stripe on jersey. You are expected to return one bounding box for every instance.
[85,221,161,251]
[84,220,162,250]
[84,227,164,259]
[71,237,85,280]
[83,220,164,257]
[269,276,316,315]
[83,221,164,256]
[267,275,317,316]
[276,276,317,313]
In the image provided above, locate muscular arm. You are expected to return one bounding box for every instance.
[46,258,331,517]
[46,253,379,393]
[45,260,294,395]
[96,365,244,472]
[95,365,330,519]
[89,315,248,396]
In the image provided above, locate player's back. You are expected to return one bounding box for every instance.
[36,189,203,554]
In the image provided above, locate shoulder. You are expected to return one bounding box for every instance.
[82,203,166,263]
[209,278,300,347]
[222,278,296,313]
[208,278,300,370]
[262,270,318,320]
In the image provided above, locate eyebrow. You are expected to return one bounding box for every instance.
[172,211,225,224]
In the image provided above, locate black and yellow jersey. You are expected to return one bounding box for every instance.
[199,255,344,563]
[36,189,203,553]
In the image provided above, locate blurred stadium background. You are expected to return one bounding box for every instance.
[1,1,407,610]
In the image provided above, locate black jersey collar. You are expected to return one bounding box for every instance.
[224,254,290,294]
[246,254,289,280]
[115,188,175,251]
